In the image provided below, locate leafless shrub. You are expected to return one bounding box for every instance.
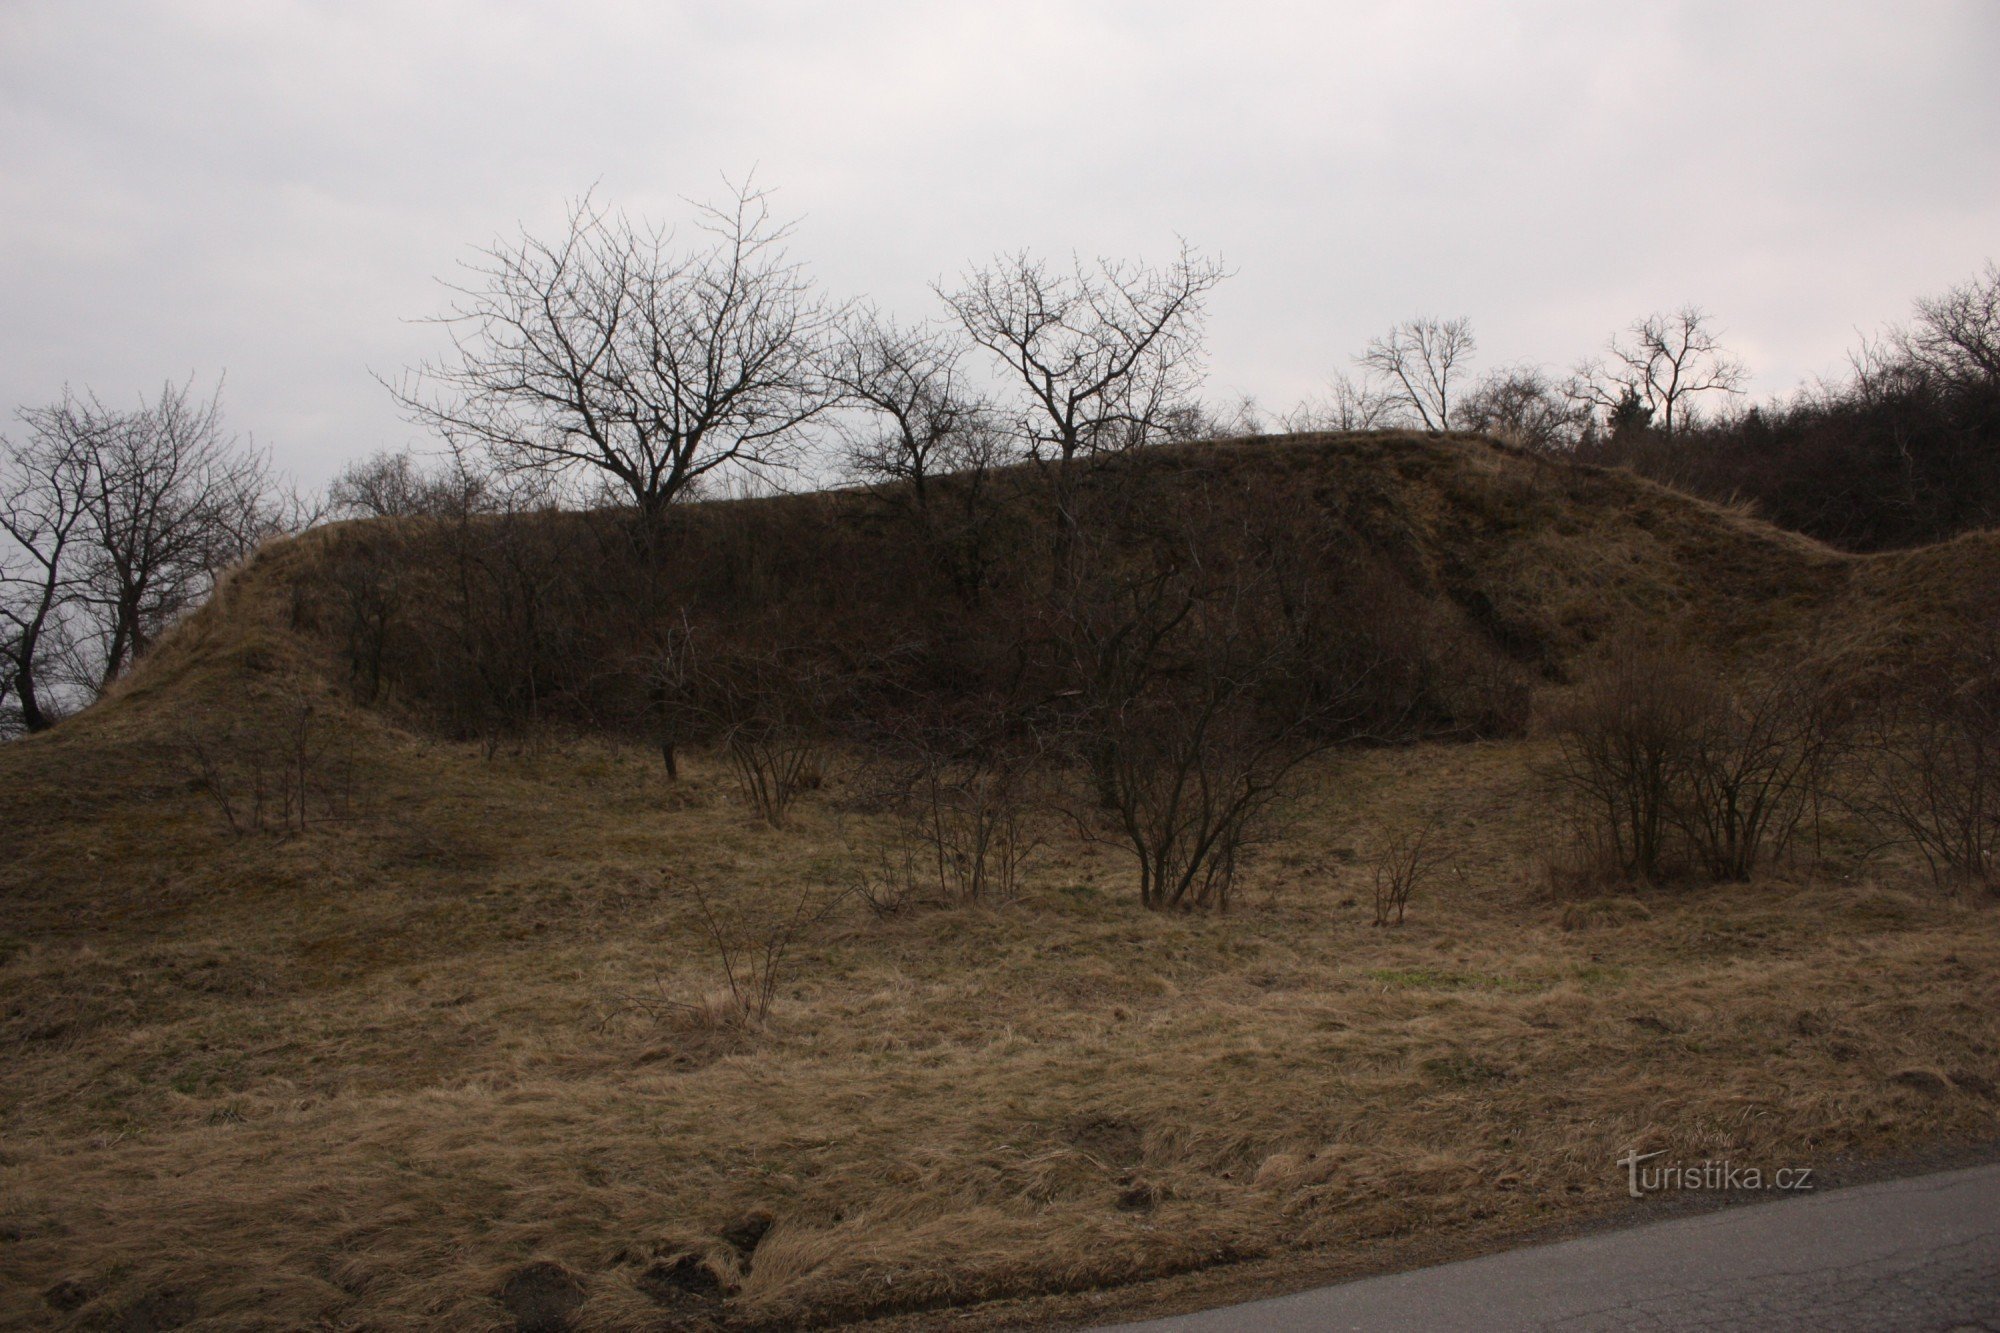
[912,751,1038,905]
[636,613,699,781]
[316,528,407,705]
[1281,370,1400,432]
[177,693,355,836]
[1544,640,1711,884]
[426,476,590,748]
[687,879,831,1028]
[1539,814,1636,899]
[724,715,825,828]
[1853,621,2000,891]
[1545,638,1846,887]
[880,729,1041,905]
[1672,664,1847,881]
[1063,564,1336,911]
[850,841,927,918]
[327,447,493,519]
[707,653,833,827]
[602,876,847,1034]
[1091,684,1316,912]
[1457,364,1592,451]
[1372,811,1452,926]
[634,621,837,824]
[843,714,1044,910]
[1046,476,1390,911]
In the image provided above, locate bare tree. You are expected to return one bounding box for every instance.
[0,408,96,732]
[1457,365,1591,450]
[829,316,1015,606]
[1896,261,2000,391]
[394,180,843,526]
[1568,306,1747,438]
[2,381,279,709]
[328,447,493,520]
[939,243,1228,467]
[72,381,279,684]
[1282,370,1400,432]
[0,626,18,735]
[830,308,1000,507]
[1358,316,1477,431]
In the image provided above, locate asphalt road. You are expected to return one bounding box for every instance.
[1099,1162,2000,1331]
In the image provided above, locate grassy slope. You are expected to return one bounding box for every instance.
[2,435,1997,1329]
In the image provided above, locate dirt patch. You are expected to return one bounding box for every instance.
[638,1253,726,1323]
[721,1209,776,1265]
[498,1261,586,1333]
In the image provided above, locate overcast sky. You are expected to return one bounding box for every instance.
[3,1,1996,485]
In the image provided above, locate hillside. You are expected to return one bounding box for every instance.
[50,431,1911,749]
[3,433,1998,1330]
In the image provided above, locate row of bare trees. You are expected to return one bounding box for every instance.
[389,179,1230,548]
[1305,265,2000,553]
[1286,306,1748,449]
[391,178,1990,558]
[1,381,291,734]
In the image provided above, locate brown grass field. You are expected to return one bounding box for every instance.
[3,435,1998,1329]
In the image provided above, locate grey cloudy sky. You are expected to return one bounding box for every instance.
[3,1,1996,485]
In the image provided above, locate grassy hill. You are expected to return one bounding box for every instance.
[3,433,1997,1329]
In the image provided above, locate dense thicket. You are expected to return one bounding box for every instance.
[1584,367,2000,552]
[1578,265,2000,551]
[292,441,1533,759]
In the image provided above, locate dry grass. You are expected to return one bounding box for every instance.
[4,715,1996,1330]
[3,437,1999,1329]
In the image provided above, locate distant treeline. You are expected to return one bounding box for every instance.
[1288,264,2000,554]
[1581,317,2000,551]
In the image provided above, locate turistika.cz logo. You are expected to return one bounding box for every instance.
[1617,1150,1816,1198]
